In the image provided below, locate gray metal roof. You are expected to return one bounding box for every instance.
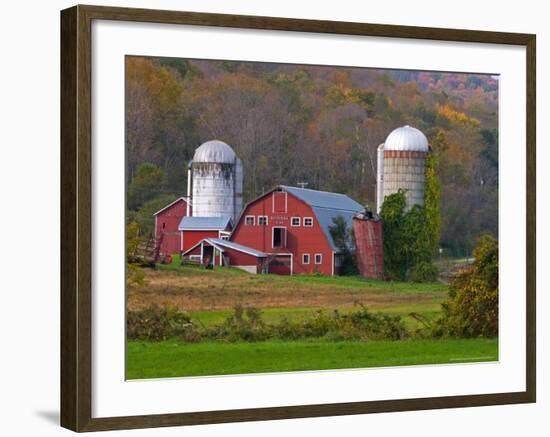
[281,186,364,212]
[311,207,359,252]
[280,186,363,252]
[206,238,267,257]
[178,216,232,231]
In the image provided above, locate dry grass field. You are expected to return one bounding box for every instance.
[127,262,447,330]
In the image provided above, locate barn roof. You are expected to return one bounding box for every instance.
[153,197,189,216]
[178,216,232,231]
[280,186,363,211]
[182,237,267,258]
[279,186,363,252]
[206,238,267,257]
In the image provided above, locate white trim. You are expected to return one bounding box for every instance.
[272,226,287,249]
[180,226,230,231]
[180,231,184,252]
[245,215,255,226]
[290,216,301,227]
[152,197,189,216]
[186,166,192,217]
[303,217,314,227]
[302,253,310,264]
[314,253,322,265]
[258,215,268,226]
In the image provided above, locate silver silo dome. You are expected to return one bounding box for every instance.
[384,125,429,152]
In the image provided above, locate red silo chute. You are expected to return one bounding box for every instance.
[352,210,384,280]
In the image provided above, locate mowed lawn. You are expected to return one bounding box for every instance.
[128,260,447,329]
[127,338,498,379]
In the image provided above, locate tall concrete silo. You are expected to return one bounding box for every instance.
[188,140,243,222]
[376,125,429,212]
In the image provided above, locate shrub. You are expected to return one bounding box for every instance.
[128,304,410,342]
[127,305,198,341]
[433,234,498,338]
[409,261,438,282]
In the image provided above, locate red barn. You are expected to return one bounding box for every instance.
[178,216,233,254]
[154,197,191,255]
[228,185,364,275]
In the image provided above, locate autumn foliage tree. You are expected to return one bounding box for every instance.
[125,56,498,255]
[434,234,498,338]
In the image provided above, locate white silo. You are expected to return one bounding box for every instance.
[376,125,429,212]
[188,140,243,222]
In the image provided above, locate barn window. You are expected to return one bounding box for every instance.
[291,217,301,227]
[245,216,255,226]
[258,216,268,226]
[302,253,310,264]
[304,217,313,227]
[272,227,286,248]
[162,222,166,229]
[315,253,322,264]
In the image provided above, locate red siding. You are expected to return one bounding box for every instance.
[223,247,264,273]
[353,217,384,279]
[182,230,220,253]
[154,199,191,255]
[231,191,334,275]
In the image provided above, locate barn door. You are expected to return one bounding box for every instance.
[272,191,287,213]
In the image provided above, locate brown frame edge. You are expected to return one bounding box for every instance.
[60,4,536,432]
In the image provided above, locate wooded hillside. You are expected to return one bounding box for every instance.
[126,56,498,256]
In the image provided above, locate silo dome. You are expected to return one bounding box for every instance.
[384,125,429,152]
[193,140,237,163]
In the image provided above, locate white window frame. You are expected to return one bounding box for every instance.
[245,215,255,226]
[291,217,301,227]
[302,253,310,264]
[272,226,287,249]
[304,217,314,227]
[258,215,268,226]
[315,253,322,265]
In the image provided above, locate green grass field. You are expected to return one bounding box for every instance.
[128,259,495,379]
[127,338,498,379]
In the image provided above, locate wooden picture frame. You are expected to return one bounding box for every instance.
[60,4,536,432]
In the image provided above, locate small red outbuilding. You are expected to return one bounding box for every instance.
[153,197,191,255]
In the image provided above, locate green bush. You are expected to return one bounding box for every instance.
[409,262,438,282]
[127,304,409,342]
[433,234,498,338]
[127,305,199,341]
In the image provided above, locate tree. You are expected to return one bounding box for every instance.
[329,215,358,275]
[380,190,407,279]
[434,234,498,338]
[380,188,439,282]
[127,163,166,211]
[133,194,177,238]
